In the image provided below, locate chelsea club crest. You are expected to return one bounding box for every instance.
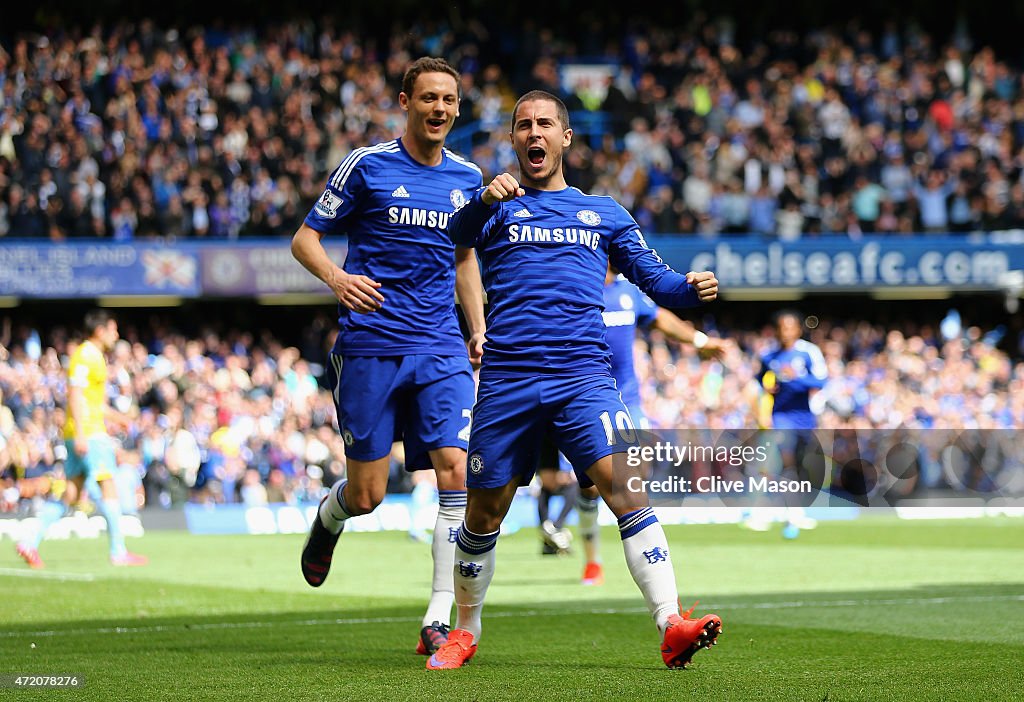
[450,189,468,210]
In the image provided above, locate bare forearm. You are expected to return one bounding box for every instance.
[292,223,382,312]
[455,247,486,337]
[106,407,135,431]
[291,223,342,289]
[652,308,697,344]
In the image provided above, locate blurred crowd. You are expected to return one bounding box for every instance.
[634,311,1022,495]
[4,17,1024,239]
[0,316,346,513]
[1,309,1019,512]
[637,312,1023,431]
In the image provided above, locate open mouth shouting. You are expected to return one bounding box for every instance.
[527,145,546,170]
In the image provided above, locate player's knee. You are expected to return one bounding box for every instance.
[432,457,466,488]
[63,481,80,505]
[465,500,508,533]
[538,470,560,491]
[98,478,118,500]
[344,488,383,516]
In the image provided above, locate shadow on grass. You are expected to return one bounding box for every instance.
[5,581,1021,640]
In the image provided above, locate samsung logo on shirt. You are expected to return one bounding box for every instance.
[602,310,637,327]
[507,224,601,250]
[387,206,452,228]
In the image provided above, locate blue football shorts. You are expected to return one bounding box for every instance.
[541,401,648,474]
[327,354,475,471]
[770,412,817,462]
[468,373,639,489]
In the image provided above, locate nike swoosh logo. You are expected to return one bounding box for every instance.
[428,654,444,668]
[661,645,673,654]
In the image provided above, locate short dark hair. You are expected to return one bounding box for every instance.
[84,309,113,335]
[773,309,802,326]
[402,57,460,99]
[511,90,570,131]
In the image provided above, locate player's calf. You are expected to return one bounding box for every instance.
[340,485,383,515]
[335,456,391,516]
[300,492,346,587]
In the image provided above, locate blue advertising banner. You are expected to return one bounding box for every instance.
[200,244,348,296]
[649,233,1024,291]
[179,496,858,535]
[0,234,1019,298]
[0,243,201,297]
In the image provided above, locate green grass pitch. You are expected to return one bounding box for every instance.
[2,518,1022,701]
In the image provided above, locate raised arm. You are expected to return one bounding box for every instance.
[609,214,718,308]
[448,173,523,247]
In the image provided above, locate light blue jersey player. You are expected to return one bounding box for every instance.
[293,57,486,657]
[427,90,723,671]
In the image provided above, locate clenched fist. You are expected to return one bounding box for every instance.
[481,173,525,206]
[686,271,718,303]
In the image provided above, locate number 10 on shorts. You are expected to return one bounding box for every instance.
[599,410,636,446]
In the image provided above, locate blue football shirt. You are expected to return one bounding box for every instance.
[603,276,658,407]
[759,340,828,423]
[449,186,701,376]
[304,139,483,356]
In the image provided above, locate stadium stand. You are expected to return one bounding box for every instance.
[4,19,1024,238]
[1,310,1019,512]
[1,16,1021,511]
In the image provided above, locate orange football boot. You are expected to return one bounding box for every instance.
[16,543,44,569]
[425,629,477,670]
[660,602,722,669]
[581,561,604,585]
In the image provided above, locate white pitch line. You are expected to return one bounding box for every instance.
[2,594,1022,640]
[0,567,95,582]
